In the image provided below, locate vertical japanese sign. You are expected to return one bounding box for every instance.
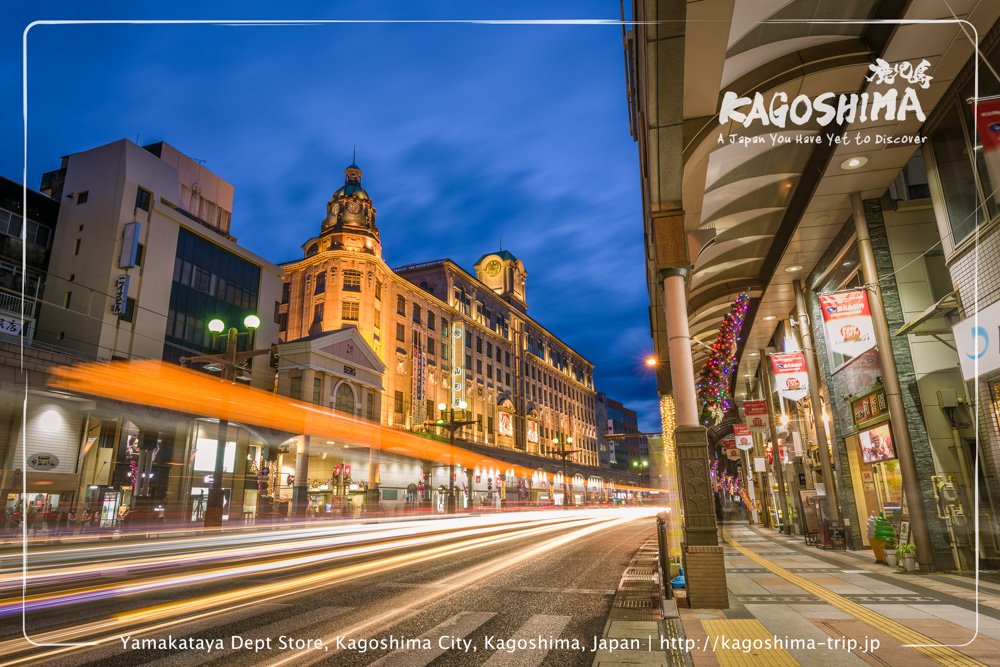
[412,346,426,421]
[818,289,876,358]
[450,321,466,409]
[743,400,769,433]
[975,98,1000,189]
[770,352,809,402]
[112,275,130,315]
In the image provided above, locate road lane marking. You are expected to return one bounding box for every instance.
[723,528,985,667]
[482,614,571,667]
[368,612,496,667]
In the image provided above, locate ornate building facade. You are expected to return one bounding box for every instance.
[278,163,599,467]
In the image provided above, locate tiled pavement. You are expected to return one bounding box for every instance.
[679,523,1000,666]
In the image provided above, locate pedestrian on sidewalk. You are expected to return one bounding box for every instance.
[67,508,77,534]
[80,507,93,533]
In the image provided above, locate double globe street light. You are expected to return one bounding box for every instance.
[430,401,475,513]
[181,314,267,528]
[551,436,576,507]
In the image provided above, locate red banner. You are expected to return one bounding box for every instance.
[722,436,740,461]
[733,424,753,450]
[976,98,1000,191]
[819,290,876,358]
[770,352,808,401]
[743,400,769,433]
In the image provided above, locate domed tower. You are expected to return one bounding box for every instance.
[319,162,381,256]
[474,250,527,311]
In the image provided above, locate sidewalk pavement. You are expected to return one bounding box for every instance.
[680,523,1000,666]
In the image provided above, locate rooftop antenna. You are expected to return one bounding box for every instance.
[499,232,503,251]
[352,145,356,165]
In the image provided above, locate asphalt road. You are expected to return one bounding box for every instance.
[0,509,655,667]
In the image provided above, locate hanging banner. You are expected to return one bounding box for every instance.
[722,436,740,461]
[743,400,769,433]
[733,424,753,450]
[818,289,876,358]
[770,351,809,402]
[975,98,1000,189]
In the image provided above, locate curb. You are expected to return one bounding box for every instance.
[592,535,692,666]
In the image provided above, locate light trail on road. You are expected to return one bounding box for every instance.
[0,508,657,667]
[0,511,597,595]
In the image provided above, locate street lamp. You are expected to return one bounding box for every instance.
[631,458,650,491]
[427,400,474,513]
[181,314,266,529]
[552,436,576,507]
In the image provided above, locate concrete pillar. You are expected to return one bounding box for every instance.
[761,350,792,533]
[851,192,934,571]
[321,373,333,409]
[301,368,316,403]
[662,270,700,427]
[794,281,840,524]
[292,434,310,518]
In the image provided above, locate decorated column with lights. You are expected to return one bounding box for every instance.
[696,292,750,427]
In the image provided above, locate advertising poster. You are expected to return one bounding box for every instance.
[818,290,876,359]
[497,411,513,437]
[976,97,1000,188]
[733,424,753,450]
[526,420,539,444]
[859,422,897,464]
[743,400,769,433]
[723,436,740,461]
[770,352,809,402]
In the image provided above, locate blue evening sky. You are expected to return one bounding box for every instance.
[1,2,660,432]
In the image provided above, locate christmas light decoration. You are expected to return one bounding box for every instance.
[696,292,751,426]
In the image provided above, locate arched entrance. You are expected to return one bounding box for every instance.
[334,382,356,416]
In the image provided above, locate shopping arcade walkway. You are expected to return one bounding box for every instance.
[678,523,1000,666]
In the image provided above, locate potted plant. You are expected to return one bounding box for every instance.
[897,543,917,572]
[885,537,898,567]
[870,513,894,563]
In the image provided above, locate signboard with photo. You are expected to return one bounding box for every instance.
[526,420,539,444]
[497,411,513,437]
[770,352,809,401]
[743,400,769,433]
[858,422,896,464]
[818,289,876,360]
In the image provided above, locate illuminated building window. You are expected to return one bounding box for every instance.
[343,270,361,292]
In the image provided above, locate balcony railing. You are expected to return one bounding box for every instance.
[0,287,34,319]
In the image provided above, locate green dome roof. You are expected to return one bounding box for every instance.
[475,250,518,266]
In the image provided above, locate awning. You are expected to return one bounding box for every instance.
[895,291,961,337]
